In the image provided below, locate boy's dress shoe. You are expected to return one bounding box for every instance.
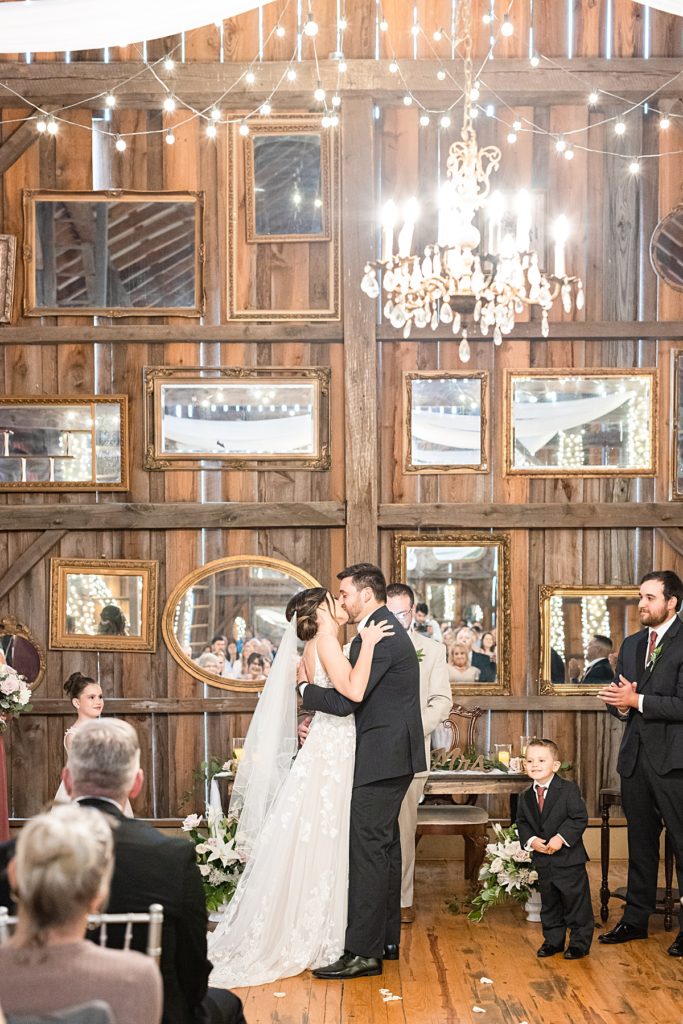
[383,944,399,960]
[598,922,648,944]
[564,947,589,960]
[312,953,383,979]
[537,942,564,958]
[667,932,683,957]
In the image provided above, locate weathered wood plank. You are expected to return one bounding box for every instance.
[0,115,41,177]
[379,504,683,528]
[0,530,65,600]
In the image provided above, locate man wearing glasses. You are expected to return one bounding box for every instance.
[386,583,452,925]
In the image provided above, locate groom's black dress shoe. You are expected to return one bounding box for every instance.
[383,944,399,960]
[537,942,564,958]
[312,954,383,980]
[667,931,683,957]
[598,922,648,945]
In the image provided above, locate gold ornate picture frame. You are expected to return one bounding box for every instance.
[503,368,657,476]
[403,371,489,474]
[143,365,331,471]
[0,395,129,492]
[393,531,511,696]
[671,350,683,499]
[0,234,17,323]
[539,584,639,694]
[23,189,204,318]
[50,558,158,652]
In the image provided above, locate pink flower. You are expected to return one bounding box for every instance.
[0,675,20,695]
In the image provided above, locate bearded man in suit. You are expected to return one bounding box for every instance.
[385,583,452,925]
[597,570,683,957]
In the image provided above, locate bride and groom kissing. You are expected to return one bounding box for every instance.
[207,562,426,987]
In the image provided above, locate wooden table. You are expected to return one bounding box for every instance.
[424,770,529,819]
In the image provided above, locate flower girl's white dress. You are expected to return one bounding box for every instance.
[208,651,355,987]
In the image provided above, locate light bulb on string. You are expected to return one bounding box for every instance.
[482,13,491,24]
[314,83,326,102]
[588,91,599,106]
[287,67,297,81]
[470,85,480,101]
[36,116,47,133]
[275,24,285,37]
[501,14,514,36]
[555,136,566,153]
[485,103,494,117]
[329,113,340,128]
[321,114,332,128]
[245,70,256,84]
[629,160,640,174]
[437,68,446,81]
[433,28,443,41]
[660,116,670,129]
[260,102,272,115]
[512,119,522,131]
[165,129,175,144]
[210,106,221,121]
[419,114,430,126]
[379,18,388,31]
[239,121,250,136]
[303,12,319,36]
[338,59,347,72]
[564,147,574,160]
[403,94,413,106]
[164,56,175,71]
[338,16,348,31]
[46,117,58,135]
[411,23,420,37]
[105,92,116,108]
[389,61,399,73]
[440,114,451,128]
[507,131,517,144]
[530,54,540,66]
[115,135,127,151]
[163,96,176,112]
[614,120,626,135]
[331,93,341,108]
[206,124,217,139]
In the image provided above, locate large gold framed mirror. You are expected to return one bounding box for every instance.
[0,616,46,689]
[539,584,639,694]
[393,532,511,695]
[162,555,321,692]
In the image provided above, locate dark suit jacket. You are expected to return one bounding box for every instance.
[472,650,496,683]
[78,798,211,1024]
[301,606,426,785]
[610,617,683,777]
[582,658,615,685]
[516,775,589,875]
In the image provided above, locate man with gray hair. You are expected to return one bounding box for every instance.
[65,719,246,1024]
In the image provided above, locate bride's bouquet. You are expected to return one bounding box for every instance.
[182,805,244,912]
[0,663,32,733]
[468,823,538,921]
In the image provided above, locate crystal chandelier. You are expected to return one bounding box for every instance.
[360,1,584,362]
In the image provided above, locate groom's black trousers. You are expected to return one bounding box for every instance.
[345,773,413,958]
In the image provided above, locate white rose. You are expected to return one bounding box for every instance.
[198,864,211,876]
[182,813,202,831]
[0,676,19,695]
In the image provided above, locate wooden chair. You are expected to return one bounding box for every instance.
[416,703,490,885]
[599,787,677,931]
[0,904,164,965]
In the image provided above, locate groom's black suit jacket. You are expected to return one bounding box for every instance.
[302,606,427,785]
[610,617,683,778]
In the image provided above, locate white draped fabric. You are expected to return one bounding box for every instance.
[161,412,313,455]
[634,1,683,15]
[0,0,270,53]
[513,391,635,457]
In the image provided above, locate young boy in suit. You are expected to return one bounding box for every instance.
[516,738,594,960]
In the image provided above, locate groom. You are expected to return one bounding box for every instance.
[300,563,425,979]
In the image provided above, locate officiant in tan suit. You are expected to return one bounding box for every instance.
[386,584,452,924]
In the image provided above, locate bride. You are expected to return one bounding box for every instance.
[208,586,392,988]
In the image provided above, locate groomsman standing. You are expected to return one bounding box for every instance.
[386,584,452,925]
[597,571,683,956]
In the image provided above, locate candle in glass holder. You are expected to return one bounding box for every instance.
[494,743,511,767]
[232,737,246,764]
[520,735,532,758]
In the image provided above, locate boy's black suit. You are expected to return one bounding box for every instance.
[517,775,594,952]
[77,799,245,1024]
[302,606,425,958]
[608,619,683,929]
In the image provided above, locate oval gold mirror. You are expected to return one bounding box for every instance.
[162,555,321,691]
[0,616,46,689]
[651,204,683,291]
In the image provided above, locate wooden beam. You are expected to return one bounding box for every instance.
[0,530,66,600]
[378,503,683,529]
[0,59,681,108]
[342,95,377,565]
[0,114,40,177]
[0,501,345,531]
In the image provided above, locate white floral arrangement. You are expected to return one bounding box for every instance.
[182,805,244,912]
[0,663,32,733]
[468,823,539,921]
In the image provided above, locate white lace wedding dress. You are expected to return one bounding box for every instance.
[208,651,356,988]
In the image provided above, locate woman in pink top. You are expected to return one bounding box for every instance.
[0,805,161,1024]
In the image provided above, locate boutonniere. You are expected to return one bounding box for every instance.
[649,643,663,669]
[415,648,425,662]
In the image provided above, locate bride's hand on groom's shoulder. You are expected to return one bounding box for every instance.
[360,621,394,646]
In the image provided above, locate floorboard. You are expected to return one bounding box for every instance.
[228,861,681,1024]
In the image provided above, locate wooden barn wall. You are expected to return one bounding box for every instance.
[1,0,683,822]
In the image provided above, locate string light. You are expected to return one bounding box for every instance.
[46,117,58,135]
[331,93,341,108]
[410,23,420,37]
[165,129,176,144]
[440,114,451,128]
[338,59,347,72]
[260,101,272,115]
[588,91,599,105]
[287,67,297,80]
[379,18,388,31]
[500,14,514,37]
[437,68,446,81]
[629,160,640,173]
[303,12,319,36]
[329,113,340,128]
[507,131,517,144]
[564,147,574,160]
[660,116,671,129]
[470,85,480,101]
[275,24,285,37]
[555,137,567,152]
[163,96,176,112]
[115,135,127,151]
[512,119,522,131]
[338,16,348,31]
[403,94,413,106]
[245,70,256,84]
[105,92,116,108]
[389,60,399,73]
[163,56,175,71]
[530,54,540,66]
[313,83,326,101]
[321,114,331,128]
[35,116,47,133]
[420,114,430,126]
[614,120,626,135]
[239,121,250,136]
[433,28,443,41]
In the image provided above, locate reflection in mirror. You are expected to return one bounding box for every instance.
[405,372,488,473]
[162,556,320,691]
[672,352,683,499]
[0,397,128,491]
[24,191,203,315]
[145,367,330,470]
[250,134,324,238]
[539,585,639,694]
[0,617,46,689]
[650,204,683,291]
[50,559,158,651]
[393,533,511,695]
[506,370,656,475]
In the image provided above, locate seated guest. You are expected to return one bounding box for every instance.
[196,652,223,675]
[454,626,496,682]
[64,720,246,1024]
[243,652,267,681]
[480,630,497,661]
[447,642,481,683]
[567,634,614,684]
[0,805,162,1023]
[224,640,242,678]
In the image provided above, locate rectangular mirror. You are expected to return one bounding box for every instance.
[404,371,488,473]
[504,369,657,476]
[23,189,204,317]
[50,558,158,652]
[539,585,639,694]
[0,396,128,491]
[245,130,330,241]
[144,366,330,470]
[393,532,511,695]
[672,351,683,499]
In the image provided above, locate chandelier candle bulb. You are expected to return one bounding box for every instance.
[397,198,419,258]
[553,215,569,277]
[381,200,398,261]
[515,190,532,251]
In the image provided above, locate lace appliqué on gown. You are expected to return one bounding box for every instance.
[208,656,355,988]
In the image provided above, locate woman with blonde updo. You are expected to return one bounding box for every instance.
[0,805,161,1023]
[447,641,481,683]
[208,586,393,988]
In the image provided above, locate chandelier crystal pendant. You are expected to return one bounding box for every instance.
[360,0,584,361]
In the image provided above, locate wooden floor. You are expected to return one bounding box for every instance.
[235,861,682,1024]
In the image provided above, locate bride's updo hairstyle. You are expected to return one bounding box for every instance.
[286,587,336,642]
[63,671,96,701]
[13,804,114,947]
